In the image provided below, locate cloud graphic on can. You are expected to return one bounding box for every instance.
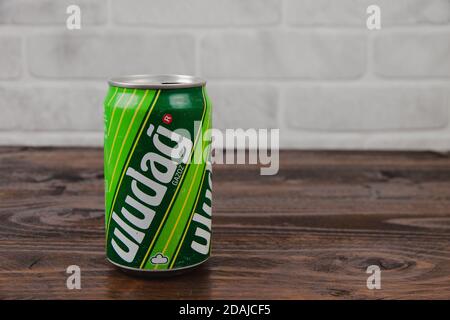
[150,253,169,265]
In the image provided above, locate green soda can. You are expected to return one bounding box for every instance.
[103,75,212,276]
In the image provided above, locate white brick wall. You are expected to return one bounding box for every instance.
[0,0,449,150]
[284,86,449,131]
[201,32,366,79]
[2,0,108,25]
[28,33,196,78]
[286,0,450,26]
[0,36,21,79]
[208,84,279,130]
[374,32,450,78]
[112,0,281,26]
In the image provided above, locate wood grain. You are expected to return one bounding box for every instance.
[0,148,450,299]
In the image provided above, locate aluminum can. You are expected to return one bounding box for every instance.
[104,74,212,275]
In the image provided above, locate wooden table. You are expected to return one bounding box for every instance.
[0,148,449,299]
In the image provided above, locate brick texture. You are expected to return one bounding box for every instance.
[27,33,196,78]
[208,84,279,130]
[374,32,450,78]
[201,32,366,79]
[284,86,449,131]
[112,0,281,26]
[0,0,449,150]
[0,0,107,25]
[0,85,104,131]
[0,36,21,79]
[286,0,450,26]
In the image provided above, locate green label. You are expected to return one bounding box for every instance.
[104,86,212,271]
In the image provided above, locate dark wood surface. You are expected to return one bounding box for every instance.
[1,147,450,299]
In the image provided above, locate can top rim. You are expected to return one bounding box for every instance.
[108,74,206,89]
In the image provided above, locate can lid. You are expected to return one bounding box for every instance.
[108,74,206,89]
